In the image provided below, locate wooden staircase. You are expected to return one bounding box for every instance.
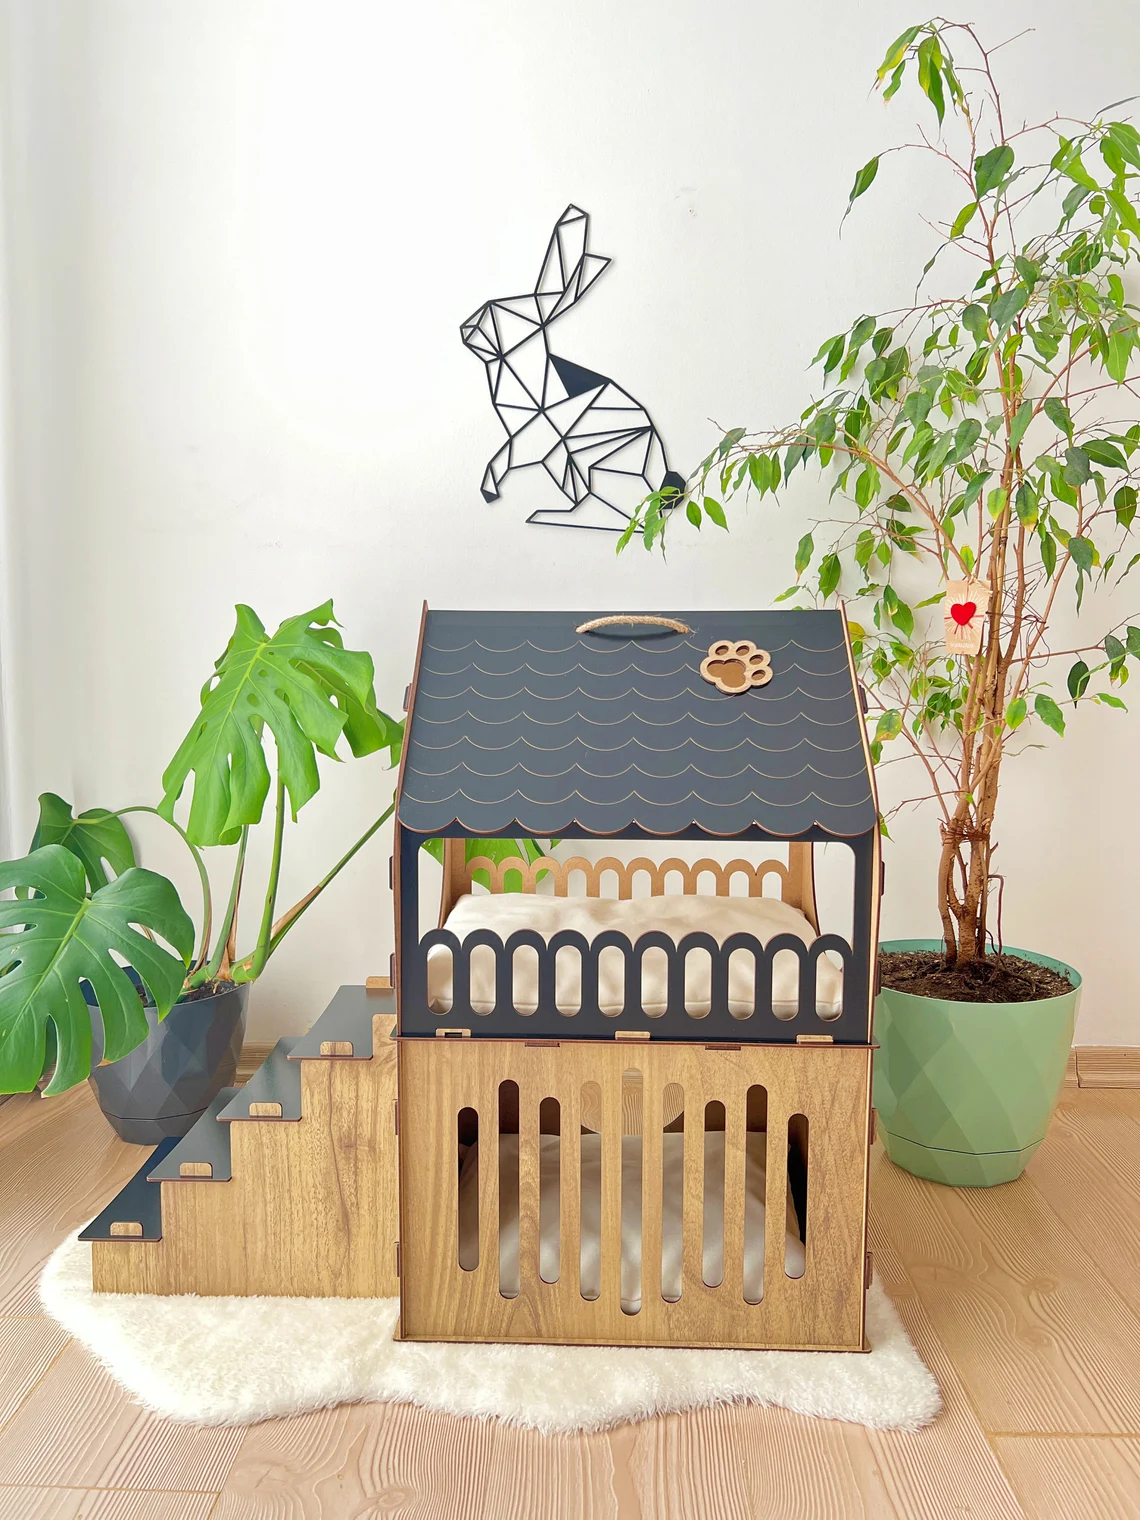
[80,983,399,1297]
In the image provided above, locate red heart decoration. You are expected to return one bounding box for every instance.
[950,601,976,627]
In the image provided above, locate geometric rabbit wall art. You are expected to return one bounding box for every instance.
[460,205,685,532]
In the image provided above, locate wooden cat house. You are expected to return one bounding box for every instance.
[83,607,880,1354]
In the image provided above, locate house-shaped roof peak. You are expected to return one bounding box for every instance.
[397,609,877,840]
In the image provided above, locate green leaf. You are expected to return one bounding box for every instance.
[1034,692,1066,737]
[1015,482,1039,527]
[991,286,1028,330]
[845,157,880,216]
[1005,697,1027,730]
[1083,439,1128,470]
[1067,659,1091,702]
[28,794,135,893]
[1043,397,1074,441]
[1096,692,1128,710]
[1127,626,1140,659]
[877,24,921,81]
[1115,484,1138,528]
[1039,529,1057,578]
[1069,535,1097,572]
[0,845,194,1095]
[952,418,982,461]
[818,553,841,599]
[950,201,978,238]
[962,304,988,343]
[686,500,702,529]
[794,532,815,578]
[160,603,401,847]
[849,315,877,352]
[975,143,1014,195]
[1008,400,1034,454]
[1064,448,1092,487]
[874,709,903,742]
[704,498,728,529]
[916,35,945,123]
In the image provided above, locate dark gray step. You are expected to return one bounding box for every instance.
[145,1088,237,1181]
[217,1037,301,1121]
[287,983,395,1061]
[78,1137,178,1243]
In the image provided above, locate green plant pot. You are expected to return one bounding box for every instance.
[874,938,1080,1188]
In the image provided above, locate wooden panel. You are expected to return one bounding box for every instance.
[865,1224,1025,1518]
[1063,1049,1078,1089]
[215,1398,620,1519]
[1076,1046,1140,1087]
[92,1013,398,1297]
[0,1341,243,1491]
[1021,1095,1140,1320]
[0,1320,68,1428]
[0,1490,219,1519]
[993,1436,1140,1519]
[0,1087,143,1314]
[872,1146,1140,1433]
[399,1039,871,1350]
[458,852,801,903]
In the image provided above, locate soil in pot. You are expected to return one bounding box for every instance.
[879,949,1074,1004]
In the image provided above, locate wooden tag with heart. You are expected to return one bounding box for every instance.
[943,577,988,656]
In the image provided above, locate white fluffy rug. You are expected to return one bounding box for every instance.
[41,1234,940,1432]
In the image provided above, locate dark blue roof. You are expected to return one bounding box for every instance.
[397,610,877,839]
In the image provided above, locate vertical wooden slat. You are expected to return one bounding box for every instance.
[559,1064,580,1314]
[681,1065,705,1295]
[517,1075,541,1298]
[476,1064,500,1307]
[640,1057,664,1311]
[600,1060,624,1309]
[762,1085,792,1320]
[720,1080,747,1305]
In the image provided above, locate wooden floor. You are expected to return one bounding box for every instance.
[0,1087,1138,1519]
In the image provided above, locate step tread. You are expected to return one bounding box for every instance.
[287,984,394,1061]
[78,1137,179,1242]
[145,1088,238,1181]
[217,1036,301,1121]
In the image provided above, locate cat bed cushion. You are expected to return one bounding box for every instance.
[459,1131,805,1313]
[427,893,843,1018]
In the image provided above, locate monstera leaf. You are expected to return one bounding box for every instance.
[160,602,402,847]
[29,793,135,891]
[0,845,195,1095]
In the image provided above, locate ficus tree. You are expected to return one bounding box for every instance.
[621,18,1140,968]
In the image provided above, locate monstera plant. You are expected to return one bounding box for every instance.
[0,601,403,1121]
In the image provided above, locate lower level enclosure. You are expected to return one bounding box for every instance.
[397,1038,873,1351]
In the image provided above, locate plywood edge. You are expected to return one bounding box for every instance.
[1063,1049,1079,1089]
[1075,1046,1140,1088]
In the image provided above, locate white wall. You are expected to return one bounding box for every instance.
[1,0,1138,1043]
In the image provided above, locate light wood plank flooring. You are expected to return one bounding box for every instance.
[0,1083,1137,1518]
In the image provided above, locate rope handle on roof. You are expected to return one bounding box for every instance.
[575,614,692,635]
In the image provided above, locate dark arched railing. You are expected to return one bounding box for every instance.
[402,926,859,1043]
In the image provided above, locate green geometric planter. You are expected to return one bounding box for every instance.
[874,939,1080,1188]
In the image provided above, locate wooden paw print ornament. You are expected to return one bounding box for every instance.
[700,639,773,693]
[943,578,988,656]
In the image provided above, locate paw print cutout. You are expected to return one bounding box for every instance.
[700,640,773,694]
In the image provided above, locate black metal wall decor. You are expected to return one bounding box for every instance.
[459,205,685,533]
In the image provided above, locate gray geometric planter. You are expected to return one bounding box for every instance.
[87,981,248,1145]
